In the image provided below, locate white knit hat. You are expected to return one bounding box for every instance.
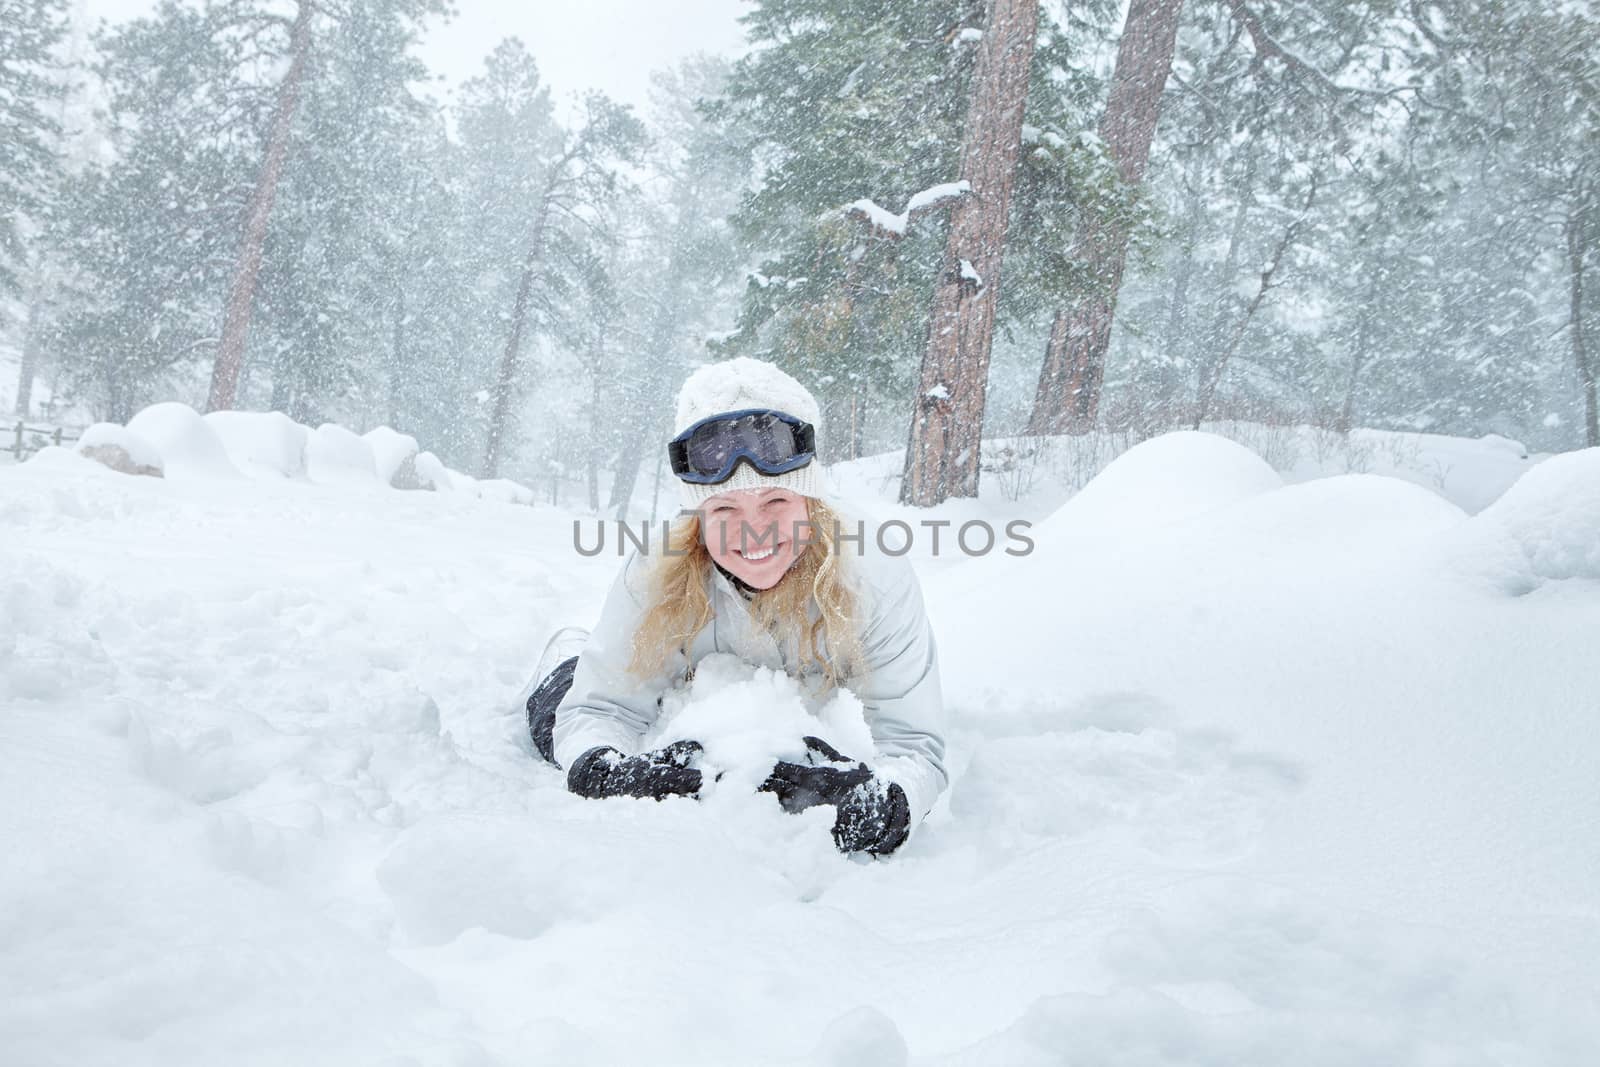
[672,357,824,508]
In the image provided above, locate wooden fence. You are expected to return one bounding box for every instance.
[7,420,82,462]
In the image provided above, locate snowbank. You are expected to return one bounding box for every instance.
[125,402,240,480]
[45,403,538,506]
[203,410,309,479]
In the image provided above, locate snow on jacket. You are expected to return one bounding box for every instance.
[552,540,949,829]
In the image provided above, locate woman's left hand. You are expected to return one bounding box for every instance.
[759,736,912,856]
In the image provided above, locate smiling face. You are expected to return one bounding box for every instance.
[698,487,812,589]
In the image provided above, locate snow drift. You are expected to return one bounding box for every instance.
[2,427,1596,1065]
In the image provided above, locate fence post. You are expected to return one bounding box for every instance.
[12,421,22,461]
[53,427,63,448]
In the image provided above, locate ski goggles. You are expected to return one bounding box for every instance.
[667,408,817,485]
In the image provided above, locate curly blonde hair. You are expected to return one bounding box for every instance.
[626,498,865,691]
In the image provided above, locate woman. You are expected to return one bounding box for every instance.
[525,357,947,857]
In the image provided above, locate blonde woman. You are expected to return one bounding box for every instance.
[525,358,947,856]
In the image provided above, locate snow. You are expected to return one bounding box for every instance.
[845,197,909,236]
[904,180,970,214]
[305,423,380,486]
[124,402,241,480]
[2,429,1597,1064]
[958,258,983,288]
[204,409,310,479]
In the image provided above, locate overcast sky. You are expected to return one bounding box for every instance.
[80,0,751,113]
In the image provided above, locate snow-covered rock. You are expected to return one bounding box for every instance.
[412,450,454,492]
[203,410,309,479]
[76,422,164,477]
[305,424,379,486]
[125,402,240,480]
[363,426,421,489]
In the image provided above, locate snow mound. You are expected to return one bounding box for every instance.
[362,426,420,487]
[125,403,240,480]
[76,422,163,477]
[1457,446,1600,590]
[305,424,379,486]
[472,477,538,506]
[203,410,309,479]
[1045,431,1282,539]
[1185,473,1466,567]
[646,653,875,793]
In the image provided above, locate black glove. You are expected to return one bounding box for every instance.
[832,779,911,856]
[760,736,912,856]
[567,740,704,801]
[758,736,873,813]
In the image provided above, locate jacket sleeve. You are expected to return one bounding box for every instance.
[551,551,676,769]
[850,552,949,829]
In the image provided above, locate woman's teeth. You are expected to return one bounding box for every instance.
[741,545,777,561]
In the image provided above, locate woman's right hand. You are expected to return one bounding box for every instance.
[567,740,704,801]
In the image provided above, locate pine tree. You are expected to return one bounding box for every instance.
[0,0,67,306]
[901,0,1040,505]
[476,75,646,478]
[1025,0,1186,435]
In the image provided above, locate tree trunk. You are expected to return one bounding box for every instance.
[1192,173,1317,429]
[1338,275,1378,433]
[1569,201,1598,447]
[388,282,406,429]
[586,324,606,513]
[900,0,1039,506]
[14,289,42,417]
[482,197,552,478]
[1025,0,1186,435]
[206,0,314,413]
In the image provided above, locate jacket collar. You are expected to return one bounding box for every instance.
[711,560,758,601]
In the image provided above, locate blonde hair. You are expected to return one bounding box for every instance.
[627,498,865,691]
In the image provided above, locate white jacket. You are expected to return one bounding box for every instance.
[552,542,948,828]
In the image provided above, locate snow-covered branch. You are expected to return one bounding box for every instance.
[840,180,971,238]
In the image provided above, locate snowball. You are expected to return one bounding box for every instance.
[644,653,875,794]
[362,426,420,487]
[76,423,164,477]
[202,410,309,479]
[305,424,379,486]
[125,402,240,480]
[1461,447,1600,586]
